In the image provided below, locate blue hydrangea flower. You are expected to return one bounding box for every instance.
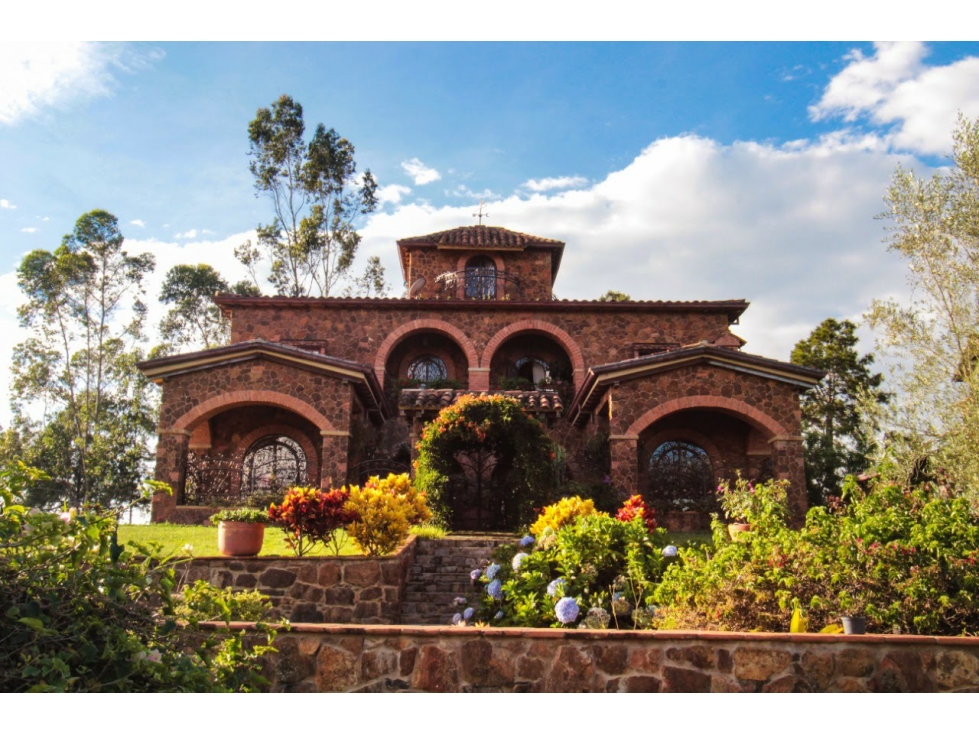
[470,569,482,581]
[453,596,466,605]
[451,613,462,624]
[487,579,502,599]
[463,607,474,620]
[512,552,529,570]
[612,591,624,601]
[555,596,580,624]
[662,545,678,558]
[486,563,501,580]
[519,534,535,547]
[546,577,566,597]
[495,610,505,620]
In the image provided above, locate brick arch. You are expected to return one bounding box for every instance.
[172,390,336,434]
[626,396,788,440]
[230,423,321,494]
[480,320,585,379]
[373,319,479,382]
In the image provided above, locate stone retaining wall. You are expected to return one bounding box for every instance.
[182,538,416,624]
[208,623,979,693]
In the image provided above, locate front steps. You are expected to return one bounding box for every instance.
[400,535,514,625]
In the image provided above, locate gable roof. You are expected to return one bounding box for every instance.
[137,340,390,420]
[567,344,824,426]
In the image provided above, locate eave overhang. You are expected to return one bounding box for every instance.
[137,340,390,422]
[567,345,825,427]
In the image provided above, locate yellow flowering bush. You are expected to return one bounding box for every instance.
[529,496,603,538]
[345,473,431,556]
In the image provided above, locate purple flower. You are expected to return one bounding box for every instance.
[519,535,535,547]
[463,607,474,620]
[512,552,529,570]
[546,577,565,597]
[494,610,504,620]
[662,545,678,558]
[487,579,502,599]
[453,596,466,606]
[555,597,580,624]
[470,569,481,581]
[451,613,462,624]
[486,563,501,580]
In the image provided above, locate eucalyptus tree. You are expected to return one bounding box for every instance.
[11,210,156,507]
[236,95,379,297]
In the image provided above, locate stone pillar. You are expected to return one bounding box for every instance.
[769,435,807,525]
[320,431,351,488]
[469,367,490,391]
[153,430,190,523]
[609,435,639,501]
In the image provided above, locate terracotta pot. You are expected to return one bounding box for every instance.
[217,521,265,557]
[727,522,751,539]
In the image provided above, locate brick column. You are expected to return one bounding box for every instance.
[153,430,190,523]
[469,367,490,391]
[320,431,350,488]
[769,435,807,525]
[609,435,639,501]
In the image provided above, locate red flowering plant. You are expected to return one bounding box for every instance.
[267,485,359,556]
[616,495,657,533]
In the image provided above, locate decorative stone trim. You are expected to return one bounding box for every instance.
[626,395,789,439]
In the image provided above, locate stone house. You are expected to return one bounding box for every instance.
[139,225,822,528]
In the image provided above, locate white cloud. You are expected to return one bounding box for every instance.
[401,158,441,185]
[0,42,164,125]
[811,42,979,155]
[20,227,36,233]
[377,184,411,205]
[129,219,146,228]
[175,229,197,239]
[0,199,15,209]
[448,185,499,200]
[361,133,910,364]
[521,175,588,192]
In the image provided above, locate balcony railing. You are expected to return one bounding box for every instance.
[434,270,526,300]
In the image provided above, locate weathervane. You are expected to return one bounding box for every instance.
[472,199,489,225]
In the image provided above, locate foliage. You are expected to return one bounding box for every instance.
[496,376,534,390]
[0,464,276,692]
[616,494,657,533]
[867,114,979,497]
[410,521,448,539]
[236,94,379,297]
[465,498,675,629]
[10,211,157,509]
[174,580,272,623]
[597,290,632,302]
[716,474,790,525]
[654,474,979,635]
[155,264,259,357]
[210,508,270,524]
[791,318,887,505]
[529,496,601,538]
[345,473,431,556]
[268,485,358,557]
[415,394,555,530]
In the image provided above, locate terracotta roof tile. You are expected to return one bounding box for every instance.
[397,225,564,249]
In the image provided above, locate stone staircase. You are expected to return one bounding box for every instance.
[400,535,515,625]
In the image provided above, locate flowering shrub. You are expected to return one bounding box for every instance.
[616,494,657,532]
[716,474,789,524]
[654,475,979,635]
[529,496,601,538]
[0,463,275,692]
[466,495,676,629]
[268,485,358,556]
[345,473,431,556]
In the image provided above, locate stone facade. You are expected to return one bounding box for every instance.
[216,623,979,693]
[140,225,822,527]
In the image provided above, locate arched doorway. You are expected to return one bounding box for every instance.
[465,255,497,299]
[241,435,309,495]
[646,440,716,515]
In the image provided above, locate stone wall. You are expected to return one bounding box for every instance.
[181,538,416,624]
[216,624,979,693]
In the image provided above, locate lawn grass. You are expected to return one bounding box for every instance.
[118,523,708,558]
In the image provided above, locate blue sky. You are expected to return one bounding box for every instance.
[2,39,979,423]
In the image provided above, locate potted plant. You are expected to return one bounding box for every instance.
[715,475,789,539]
[211,508,269,557]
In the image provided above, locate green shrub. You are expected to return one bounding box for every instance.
[174,580,272,623]
[210,507,269,524]
[0,462,276,692]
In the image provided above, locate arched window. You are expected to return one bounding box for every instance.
[514,356,549,387]
[465,256,497,299]
[407,354,448,385]
[242,435,307,494]
[647,440,716,513]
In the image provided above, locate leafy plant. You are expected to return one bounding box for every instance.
[210,507,269,524]
[268,485,358,556]
[345,473,431,556]
[529,496,601,538]
[715,474,789,525]
[174,580,272,623]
